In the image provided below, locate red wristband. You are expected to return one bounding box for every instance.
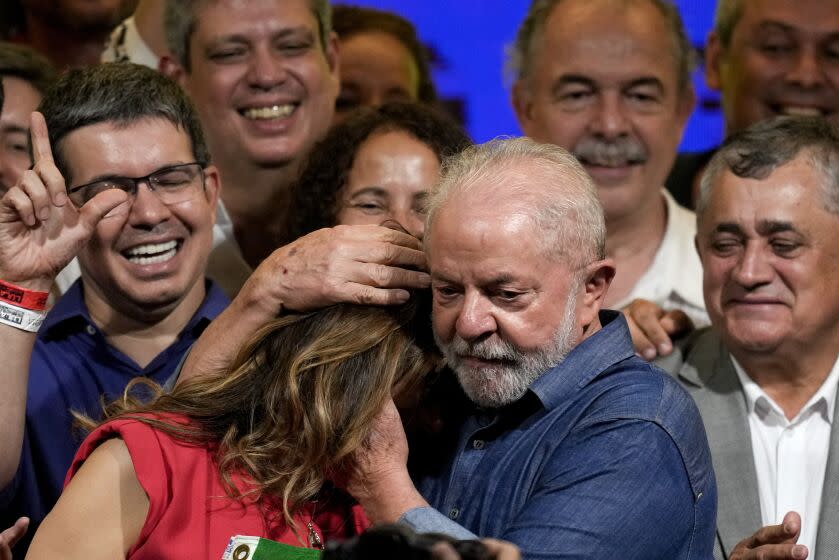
[0,279,49,311]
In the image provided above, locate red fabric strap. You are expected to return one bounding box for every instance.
[0,279,49,311]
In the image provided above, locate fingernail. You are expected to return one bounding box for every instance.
[642,348,656,360]
[792,544,807,559]
[658,343,671,354]
[39,208,49,221]
[54,192,67,205]
[784,522,793,533]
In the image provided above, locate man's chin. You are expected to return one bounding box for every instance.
[453,365,529,409]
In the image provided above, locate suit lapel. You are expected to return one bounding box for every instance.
[815,395,839,559]
[679,332,762,558]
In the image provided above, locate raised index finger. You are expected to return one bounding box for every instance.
[29,112,54,165]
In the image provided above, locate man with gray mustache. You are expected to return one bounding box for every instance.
[510,0,706,357]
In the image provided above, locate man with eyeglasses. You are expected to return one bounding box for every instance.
[0,63,228,554]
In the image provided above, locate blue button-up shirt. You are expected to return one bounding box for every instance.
[0,279,228,550]
[408,311,717,559]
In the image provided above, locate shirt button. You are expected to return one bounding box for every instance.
[472,439,485,450]
[85,325,96,336]
[449,508,460,520]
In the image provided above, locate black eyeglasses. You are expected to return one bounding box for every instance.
[67,162,205,207]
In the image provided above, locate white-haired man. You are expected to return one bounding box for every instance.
[344,138,717,559]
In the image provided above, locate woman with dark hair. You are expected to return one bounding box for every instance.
[281,101,471,245]
[26,296,439,559]
[332,5,439,122]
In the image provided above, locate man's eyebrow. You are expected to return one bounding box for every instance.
[756,220,798,235]
[0,124,28,135]
[624,77,664,92]
[712,223,745,235]
[755,21,796,35]
[551,74,597,95]
[206,26,314,46]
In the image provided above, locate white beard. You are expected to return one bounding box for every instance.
[435,286,579,408]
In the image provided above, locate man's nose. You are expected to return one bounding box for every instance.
[247,47,288,90]
[127,181,173,227]
[732,242,774,288]
[786,45,826,89]
[590,92,631,139]
[455,290,497,341]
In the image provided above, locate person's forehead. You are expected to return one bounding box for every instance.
[536,0,678,83]
[0,77,42,125]
[734,0,839,36]
[705,158,826,226]
[62,118,194,179]
[192,0,318,41]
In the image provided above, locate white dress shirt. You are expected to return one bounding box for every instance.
[100,16,160,69]
[733,356,839,558]
[611,190,709,328]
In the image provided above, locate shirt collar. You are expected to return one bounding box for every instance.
[41,278,229,337]
[529,310,636,410]
[611,190,705,312]
[732,354,839,425]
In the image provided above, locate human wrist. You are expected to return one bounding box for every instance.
[0,278,51,310]
[357,470,428,524]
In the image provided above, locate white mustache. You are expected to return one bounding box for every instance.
[573,136,647,167]
[447,335,524,363]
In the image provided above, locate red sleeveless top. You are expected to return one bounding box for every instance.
[67,416,369,559]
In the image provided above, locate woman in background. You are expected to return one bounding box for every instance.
[281,101,471,245]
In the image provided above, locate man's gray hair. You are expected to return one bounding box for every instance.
[697,117,839,220]
[713,0,744,47]
[507,0,695,94]
[425,137,606,268]
[164,0,332,69]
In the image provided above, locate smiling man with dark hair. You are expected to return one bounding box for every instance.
[0,63,228,555]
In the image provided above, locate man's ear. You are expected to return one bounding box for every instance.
[676,82,696,137]
[578,258,616,326]
[704,31,724,92]
[324,31,341,92]
[159,55,188,89]
[202,164,221,224]
[512,79,534,133]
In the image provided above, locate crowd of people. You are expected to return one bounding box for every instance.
[0,0,838,559]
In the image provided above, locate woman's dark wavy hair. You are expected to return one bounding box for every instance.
[280,101,471,245]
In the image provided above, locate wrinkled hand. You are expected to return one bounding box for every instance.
[344,398,426,523]
[730,512,808,560]
[0,517,28,560]
[241,224,430,319]
[0,112,127,291]
[623,298,694,361]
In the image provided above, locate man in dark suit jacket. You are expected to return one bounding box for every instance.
[658,117,839,560]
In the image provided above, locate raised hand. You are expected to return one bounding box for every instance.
[623,298,695,360]
[0,112,128,291]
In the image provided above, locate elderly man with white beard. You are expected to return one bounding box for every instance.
[344,137,717,560]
